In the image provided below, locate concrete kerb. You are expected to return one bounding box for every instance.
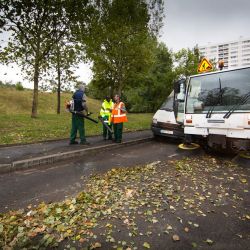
[0,137,153,174]
[0,164,12,173]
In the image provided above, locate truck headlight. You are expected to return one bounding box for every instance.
[152,118,157,124]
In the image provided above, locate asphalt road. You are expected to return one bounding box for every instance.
[1,139,249,250]
[0,139,189,213]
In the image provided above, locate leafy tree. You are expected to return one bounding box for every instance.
[83,0,164,96]
[174,46,201,79]
[0,0,70,117]
[43,40,84,113]
[124,42,174,112]
[0,0,85,117]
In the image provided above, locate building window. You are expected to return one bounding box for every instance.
[242,40,250,44]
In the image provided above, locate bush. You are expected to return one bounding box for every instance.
[15,82,24,91]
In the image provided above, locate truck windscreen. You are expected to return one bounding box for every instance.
[160,91,174,111]
[186,67,250,114]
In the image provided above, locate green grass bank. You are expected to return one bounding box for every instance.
[0,88,153,145]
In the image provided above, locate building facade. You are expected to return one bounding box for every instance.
[199,37,250,69]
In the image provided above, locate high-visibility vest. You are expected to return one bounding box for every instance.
[111,102,128,124]
[100,100,113,125]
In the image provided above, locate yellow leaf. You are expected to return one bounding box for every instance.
[143,242,150,248]
[240,178,247,183]
[172,234,180,241]
[205,239,213,245]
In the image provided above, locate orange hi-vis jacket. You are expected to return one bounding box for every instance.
[111,102,128,124]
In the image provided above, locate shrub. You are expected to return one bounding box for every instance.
[15,82,24,91]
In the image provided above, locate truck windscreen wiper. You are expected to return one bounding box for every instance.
[223,91,250,119]
[206,105,215,118]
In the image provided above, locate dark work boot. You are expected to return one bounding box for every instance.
[80,141,90,145]
[69,141,78,145]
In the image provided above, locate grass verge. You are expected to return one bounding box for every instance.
[0,113,153,145]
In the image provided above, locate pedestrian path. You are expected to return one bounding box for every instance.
[0,130,153,173]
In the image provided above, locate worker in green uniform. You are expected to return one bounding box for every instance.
[69,84,90,145]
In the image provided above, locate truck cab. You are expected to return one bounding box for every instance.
[183,66,250,152]
[151,79,186,139]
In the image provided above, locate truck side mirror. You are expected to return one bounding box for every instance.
[174,81,180,93]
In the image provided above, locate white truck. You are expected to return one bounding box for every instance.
[151,79,186,139]
[183,66,250,153]
[152,66,250,153]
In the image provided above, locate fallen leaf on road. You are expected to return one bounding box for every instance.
[143,242,151,248]
[192,242,197,248]
[205,239,214,245]
[172,234,180,241]
[92,242,102,248]
[240,178,247,183]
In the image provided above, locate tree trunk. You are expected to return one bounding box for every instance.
[31,59,40,118]
[56,45,61,114]
[116,61,123,96]
[117,85,122,96]
[117,78,123,96]
[57,74,61,114]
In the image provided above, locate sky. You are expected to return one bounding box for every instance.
[160,0,250,51]
[0,0,250,88]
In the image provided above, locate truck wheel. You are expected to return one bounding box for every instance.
[153,134,161,140]
[178,143,200,150]
[239,151,250,159]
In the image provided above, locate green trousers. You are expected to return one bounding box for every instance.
[103,123,112,139]
[102,117,112,139]
[70,114,86,143]
[113,123,123,143]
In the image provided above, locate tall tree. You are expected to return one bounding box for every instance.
[0,0,71,117]
[83,0,164,96]
[43,40,84,114]
[0,0,82,117]
[124,42,174,112]
[174,46,201,78]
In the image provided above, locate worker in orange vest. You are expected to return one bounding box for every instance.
[111,94,128,143]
